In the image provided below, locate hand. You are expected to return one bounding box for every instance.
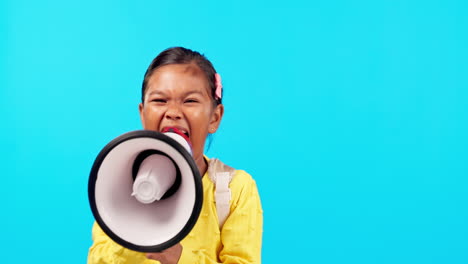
[145,243,183,264]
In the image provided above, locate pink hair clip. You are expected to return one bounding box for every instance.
[214,73,222,100]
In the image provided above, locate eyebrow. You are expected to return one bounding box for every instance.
[147,90,204,97]
[147,90,166,96]
[182,90,204,97]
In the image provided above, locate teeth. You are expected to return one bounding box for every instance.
[163,127,189,137]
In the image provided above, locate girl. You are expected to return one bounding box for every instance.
[87,47,263,264]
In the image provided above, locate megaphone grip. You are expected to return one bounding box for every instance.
[132,150,182,200]
[132,154,176,203]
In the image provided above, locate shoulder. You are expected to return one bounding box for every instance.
[230,169,261,205]
[205,156,258,192]
[231,169,256,186]
[207,157,263,212]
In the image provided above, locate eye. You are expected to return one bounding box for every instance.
[151,98,166,103]
[184,98,199,103]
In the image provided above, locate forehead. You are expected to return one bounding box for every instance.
[146,64,210,93]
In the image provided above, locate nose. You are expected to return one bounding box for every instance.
[164,103,182,120]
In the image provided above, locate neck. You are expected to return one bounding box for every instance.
[194,155,208,177]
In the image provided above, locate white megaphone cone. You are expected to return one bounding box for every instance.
[88,128,203,253]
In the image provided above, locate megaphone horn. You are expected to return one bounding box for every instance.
[88,128,203,252]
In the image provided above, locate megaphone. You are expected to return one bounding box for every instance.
[88,128,203,252]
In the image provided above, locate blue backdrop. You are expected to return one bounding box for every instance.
[2,0,467,263]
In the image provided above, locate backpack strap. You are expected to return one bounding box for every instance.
[208,158,236,228]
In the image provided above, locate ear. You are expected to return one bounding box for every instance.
[209,104,224,134]
[139,103,146,128]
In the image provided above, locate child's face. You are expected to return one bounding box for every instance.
[139,63,223,167]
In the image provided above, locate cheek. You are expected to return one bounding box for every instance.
[191,109,212,129]
[142,107,163,129]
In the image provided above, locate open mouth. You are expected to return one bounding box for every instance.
[162,127,190,142]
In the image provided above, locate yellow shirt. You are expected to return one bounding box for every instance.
[87,164,263,264]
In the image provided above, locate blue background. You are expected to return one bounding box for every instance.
[2,0,467,263]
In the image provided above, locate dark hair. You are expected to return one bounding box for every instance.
[141,47,221,105]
